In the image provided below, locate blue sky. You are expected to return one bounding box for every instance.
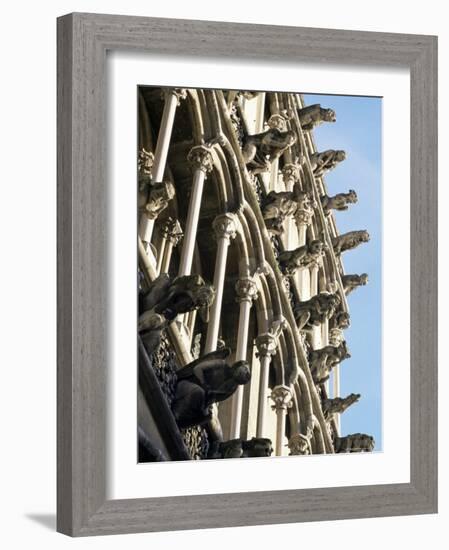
[303,94,382,450]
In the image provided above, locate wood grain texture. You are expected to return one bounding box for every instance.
[57,12,438,536]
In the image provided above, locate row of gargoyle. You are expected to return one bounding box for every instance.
[240,101,374,452]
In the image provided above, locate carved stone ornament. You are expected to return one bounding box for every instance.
[278,239,325,275]
[332,230,370,256]
[330,310,351,330]
[138,147,154,181]
[143,181,176,220]
[294,292,341,331]
[288,433,312,455]
[140,273,215,323]
[270,385,293,411]
[212,212,238,241]
[171,348,251,429]
[160,217,183,246]
[334,433,375,453]
[341,273,369,295]
[187,145,214,175]
[242,127,297,174]
[310,149,346,178]
[322,393,361,418]
[329,327,344,347]
[267,113,288,131]
[281,163,300,186]
[321,189,358,213]
[235,277,258,304]
[309,341,351,384]
[210,437,273,459]
[297,104,336,131]
[255,332,278,358]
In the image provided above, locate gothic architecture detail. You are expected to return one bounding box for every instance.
[137,86,375,462]
[332,230,370,256]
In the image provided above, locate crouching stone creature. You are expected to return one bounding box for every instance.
[297,104,336,131]
[294,292,341,331]
[321,190,358,212]
[334,433,375,453]
[332,230,370,256]
[322,393,360,419]
[278,240,324,275]
[309,341,351,384]
[242,128,297,174]
[310,149,346,177]
[171,348,251,429]
[341,273,369,295]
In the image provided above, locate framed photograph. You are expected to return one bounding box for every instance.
[57,13,437,536]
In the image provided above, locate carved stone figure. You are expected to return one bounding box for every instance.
[171,348,251,429]
[330,310,351,330]
[242,128,297,174]
[322,393,360,419]
[309,341,351,384]
[263,185,310,220]
[288,433,312,455]
[334,433,375,453]
[209,437,273,459]
[138,312,170,356]
[332,230,370,256]
[139,180,176,221]
[298,104,336,131]
[321,190,358,212]
[140,273,215,322]
[310,150,346,177]
[278,240,324,275]
[294,292,341,330]
[341,273,369,295]
[138,147,154,186]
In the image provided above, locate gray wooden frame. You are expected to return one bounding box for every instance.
[57,12,438,537]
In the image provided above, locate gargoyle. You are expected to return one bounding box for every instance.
[298,104,336,131]
[321,190,358,212]
[329,310,351,330]
[334,433,375,453]
[263,184,308,220]
[310,150,346,177]
[294,292,341,331]
[332,230,370,256]
[242,128,297,174]
[322,393,360,419]
[139,273,215,322]
[278,240,324,275]
[341,273,369,295]
[171,348,251,429]
[309,341,351,384]
[209,437,273,459]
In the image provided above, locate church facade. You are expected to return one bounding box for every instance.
[137,87,374,462]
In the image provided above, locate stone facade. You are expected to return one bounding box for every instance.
[137,86,373,460]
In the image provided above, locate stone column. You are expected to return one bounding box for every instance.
[178,145,214,277]
[270,385,293,456]
[204,213,237,353]
[229,277,259,439]
[282,163,300,193]
[158,217,183,274]
[139,89,186,246]
[282,163,301,249]
[329,327,343,430]
[295,206,314,301]
[255,332,278,437]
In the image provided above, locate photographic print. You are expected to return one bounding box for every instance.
[137,87,381,462]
